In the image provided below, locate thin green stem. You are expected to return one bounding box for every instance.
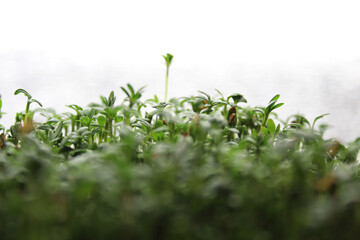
[165,67,169,102]
[109,118,113,139]
[24,100,30,128]
[104,119,109,142]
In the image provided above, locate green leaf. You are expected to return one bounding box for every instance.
[261,126,269,135]
[245,136,257,145]
[121,87,131,98]
[30,98,43,107]
[153,126,169,133]
[275,123,281,135]
[153,102,169,110]
[198,91,211,101]
[227,94,247,104]
[100,96,107,105]
[67,104,83,113]
[115,115,124,123]
[251,128,258,138]
[54,121,63,139]
[134,93,141,101]
[228,128,239,134]
[137,86,145,95]
[14,88,32,98]
[134,119,152,131]
[312,113,329,130]
[127,84,135,96]
[97,115,106,127]
[215,89,224,99]
[107,91,116,106]
[77,127,89,134]
[37,125,52,131]
[46,118,59,124]
[269,94,280,103]
[267,118,276,136]
[271,103,284,111]
[80,116,91,126]
[163,53,174,68]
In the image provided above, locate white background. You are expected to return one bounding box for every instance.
[1,0,360,142]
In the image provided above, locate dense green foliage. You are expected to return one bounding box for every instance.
[1,85,360,240]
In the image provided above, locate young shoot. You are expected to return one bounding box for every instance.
[163,53,173,102]
[14,88,42,132]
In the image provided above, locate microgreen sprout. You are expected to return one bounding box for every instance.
[260,94,284,127]
[14,88,42,132]
[162,53,173,102]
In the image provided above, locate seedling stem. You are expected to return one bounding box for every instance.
[163,53,173,102]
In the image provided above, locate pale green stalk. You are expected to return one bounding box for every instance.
[165,67,169,102]
[162,53,173,102]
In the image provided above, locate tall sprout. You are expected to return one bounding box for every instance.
[14,89,42,131]
[163,53,173,102]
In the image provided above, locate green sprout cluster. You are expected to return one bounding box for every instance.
[0,56,360,240]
